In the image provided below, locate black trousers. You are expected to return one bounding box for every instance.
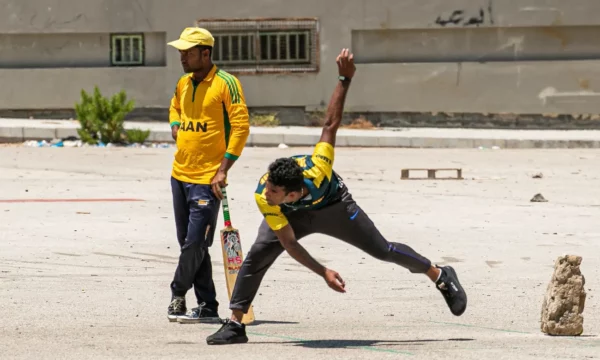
[170,176,220,310]
[229,183,432,313]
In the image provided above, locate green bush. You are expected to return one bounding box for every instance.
[125,128,151,144]
[75,86,135,145]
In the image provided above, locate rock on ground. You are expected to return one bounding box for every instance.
[541,255,587,336]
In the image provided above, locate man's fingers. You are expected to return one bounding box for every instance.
[336,273,345,287]
[340,49,348,66]
[212,183,224,200]
[329,283,344,293]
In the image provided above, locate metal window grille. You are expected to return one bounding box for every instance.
[196,18,319,73]
[111,34,144,66]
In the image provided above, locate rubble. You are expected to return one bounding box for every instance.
[531,193,548,202]
[541,255,586,336]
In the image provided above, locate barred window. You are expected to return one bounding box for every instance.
[196,18,319,74]
[111,34,144,66]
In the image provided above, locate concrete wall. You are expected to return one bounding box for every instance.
[1,0,600,122]
[0,32,166,68]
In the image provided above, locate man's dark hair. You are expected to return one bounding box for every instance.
[268,158,304,193]
[196,45,212,58]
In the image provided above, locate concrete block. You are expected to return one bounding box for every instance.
[442,138,475,148]
[504,139,528,149]
[567,140,600,148]
[408,137,428,148]
[23,127,56,140]
[148,130,174,143]
[334,135,350,147]
[55,127,79,139]
[283,133,320,146]
[344,135,379,147]
[0,126,24,142]
[540,140,570,149]
[250,133,284,146]
[410,137,462,148]
[377,136,412,147]
[471,139,507,149]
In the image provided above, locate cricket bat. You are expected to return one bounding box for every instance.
[219,186,255,325]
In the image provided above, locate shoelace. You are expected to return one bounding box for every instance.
[171,298,185,312]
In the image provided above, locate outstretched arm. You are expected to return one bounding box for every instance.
[319,48,356,147]
[275,224,346,293]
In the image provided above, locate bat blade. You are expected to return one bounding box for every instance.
[220,227,255,324]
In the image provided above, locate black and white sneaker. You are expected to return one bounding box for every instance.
[206,319,248,345]
[178,303,220,324]
[435,266,467,316]
[167,296,187,322]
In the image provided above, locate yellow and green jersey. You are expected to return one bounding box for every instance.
[169,65,250,184]
[254,142,340,231]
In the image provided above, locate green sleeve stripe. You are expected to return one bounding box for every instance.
[217,70,237,103]
[217,72,236,104]
[221,72,241,104]
[224,152,239,161]
[219,73,239,104]
[217,70,240,104]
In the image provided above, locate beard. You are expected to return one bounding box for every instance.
[182,63,202,74]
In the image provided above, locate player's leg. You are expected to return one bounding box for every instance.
[169,182,219,321]
[179,205,221,324]
[315,186,467,316]
[168,176,191,321]
[206,213,314,345]
[171,176,189,248]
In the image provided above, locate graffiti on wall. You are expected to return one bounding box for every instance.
[434,0,494,27]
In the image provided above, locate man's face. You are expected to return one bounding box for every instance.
[179,47,208,73]
[265,181,301,206]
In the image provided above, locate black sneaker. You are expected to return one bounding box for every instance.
[178,304,220,324]
[167,296,187,322]
[435,266,467,316]
[206,319,248,345]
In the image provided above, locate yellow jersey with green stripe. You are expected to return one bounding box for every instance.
[169,65,250,184]
[255,142,341,231]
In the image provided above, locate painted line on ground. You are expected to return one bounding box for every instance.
[431,320,600,344]
[0,198,144,203]
[430,321,530,334]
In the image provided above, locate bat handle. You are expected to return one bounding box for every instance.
[220,186,232,227]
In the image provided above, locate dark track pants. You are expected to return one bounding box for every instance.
[170,176,220,310]
[229,183,432,313]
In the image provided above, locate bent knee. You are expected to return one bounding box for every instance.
[368,245,391,262]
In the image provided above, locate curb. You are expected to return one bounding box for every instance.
[2,120,600,148]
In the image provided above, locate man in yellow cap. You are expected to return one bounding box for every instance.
[165,27,250,324]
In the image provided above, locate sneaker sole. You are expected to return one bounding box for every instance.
[177,317,221,324]
[206,336,249,345]
[168,315,181,323]
[443,266,467,316]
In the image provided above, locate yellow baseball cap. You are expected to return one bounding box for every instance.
[167,27,214,50]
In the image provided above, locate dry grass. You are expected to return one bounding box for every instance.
[342,116,376,129]
[249,113,280,127]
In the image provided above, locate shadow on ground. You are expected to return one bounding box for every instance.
[250,338,474,349]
